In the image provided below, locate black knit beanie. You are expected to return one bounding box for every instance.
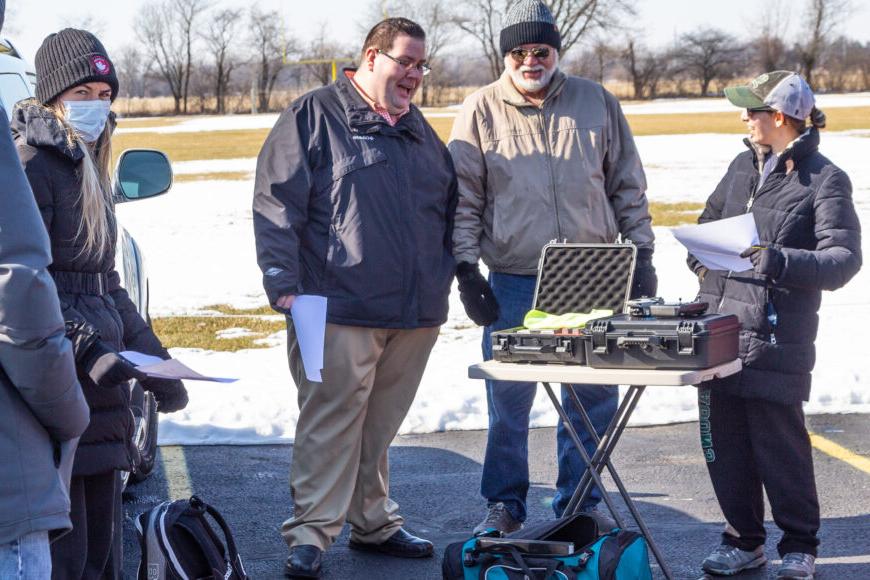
[500,0,561,56]
[35,28,119,104]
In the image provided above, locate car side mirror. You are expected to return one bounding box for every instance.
[113,149,172,203]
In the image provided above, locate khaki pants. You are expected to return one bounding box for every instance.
[282,322,439,550]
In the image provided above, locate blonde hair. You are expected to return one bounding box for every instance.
[50,103,115,260]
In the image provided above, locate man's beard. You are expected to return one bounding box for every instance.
[506,52,559,93]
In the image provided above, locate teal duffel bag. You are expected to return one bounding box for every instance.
[442,513,653,580]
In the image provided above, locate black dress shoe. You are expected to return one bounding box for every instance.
[348,527,434,558]
[285,545,322,578]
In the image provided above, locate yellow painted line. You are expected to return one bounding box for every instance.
[159,445,193,500]
[808,431,870,475]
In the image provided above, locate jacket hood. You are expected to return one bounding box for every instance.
[11,98,117,161]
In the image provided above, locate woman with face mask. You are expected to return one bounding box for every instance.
[11,29,189,580]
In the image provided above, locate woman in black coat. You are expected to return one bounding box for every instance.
[689,71,861,579]
[12,29,188,580]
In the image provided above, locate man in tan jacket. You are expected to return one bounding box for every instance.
[448,0,656,535]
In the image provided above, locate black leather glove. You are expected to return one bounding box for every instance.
[81,341,147,388]
[740,243,784,279]
[630,248,658,299]
[456,262,500,326]
[141,376,189,413]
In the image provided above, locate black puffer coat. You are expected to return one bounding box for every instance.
[690,127,861,404]
[12,100,171,476]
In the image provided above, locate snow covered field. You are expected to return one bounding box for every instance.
[114,115,870,445]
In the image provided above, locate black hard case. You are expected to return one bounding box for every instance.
[583,312,740,370]
[491,244,636,365]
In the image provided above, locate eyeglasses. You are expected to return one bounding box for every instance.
[746,106,774,114]
[509,47,551,63]
[377,50,431,76]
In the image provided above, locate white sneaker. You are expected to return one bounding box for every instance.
[701,544,766,576]
[776,553,815,579]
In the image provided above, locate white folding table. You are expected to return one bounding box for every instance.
[468,359,743,580]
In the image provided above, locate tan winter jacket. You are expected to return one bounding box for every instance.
[449,70,654,275]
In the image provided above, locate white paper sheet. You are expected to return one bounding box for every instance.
[290,295,327,382]
[671,213,760,271]
[120,351,238,383]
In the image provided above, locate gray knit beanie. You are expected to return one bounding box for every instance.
[500,0,561,55]
[35,28,119,104]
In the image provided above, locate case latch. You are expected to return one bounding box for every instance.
[677,320,697,355]
[591,319,610,354]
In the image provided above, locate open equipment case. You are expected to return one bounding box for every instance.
[491,243,741,370]
[491,243,636,365]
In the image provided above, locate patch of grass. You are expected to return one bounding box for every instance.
[152,315,284,351]
[117,117,184,129]
[114,128,269,162]
[649,201,704,227]
[425,116,455,143]
[203,304,275,316]
[174,171,252,182]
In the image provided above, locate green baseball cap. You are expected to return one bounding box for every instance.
[725,70,815,118]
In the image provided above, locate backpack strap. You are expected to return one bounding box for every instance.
[189,496,249,580]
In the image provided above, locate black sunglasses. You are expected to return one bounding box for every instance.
[747,106,775,114]
[509,47,551,62]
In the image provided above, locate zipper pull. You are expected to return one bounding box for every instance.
[746,196,754,211]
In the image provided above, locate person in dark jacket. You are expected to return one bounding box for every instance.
[253,17,456,579]
[689,71,861,579]
[0,5,90,577]
[12,29,189,580]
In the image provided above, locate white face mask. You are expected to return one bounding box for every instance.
[63,100,111,143]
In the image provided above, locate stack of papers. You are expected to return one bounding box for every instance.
[672,213,760,271]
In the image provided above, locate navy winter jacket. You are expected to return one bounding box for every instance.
[690,128,861,403]
[253,71,457,328]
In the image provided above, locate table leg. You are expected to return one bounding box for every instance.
[561,384,673,580]
[540,381,624,529]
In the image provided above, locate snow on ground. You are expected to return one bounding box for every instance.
[620,92,870,116]
[114,131,870,445]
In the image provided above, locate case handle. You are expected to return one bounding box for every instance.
[616,335,664,350]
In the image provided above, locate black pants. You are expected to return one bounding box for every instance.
[51,471,122,580]
[698,386,820,557]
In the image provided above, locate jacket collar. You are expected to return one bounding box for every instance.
[334,69,426,142]
[498,69,567,108]
[10,98,116,161]
[743,126,820,173]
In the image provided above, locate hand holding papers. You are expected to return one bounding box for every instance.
[672,214,760,272]
[289,295,327,383]
[120,351,237,383]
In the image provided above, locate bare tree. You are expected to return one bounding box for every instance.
[678,28,742,96]
[454,0,633,82]
[301,24,352,87]
[796,0,852,89]
[754,0,790,71]
[136,2,186,113]
[622,37,664,99]
[173,0,212,114]
[115,45,152,100]
[249,5,293,112]
[203,8,243,114]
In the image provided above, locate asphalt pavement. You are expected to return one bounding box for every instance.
[121,413,870,579]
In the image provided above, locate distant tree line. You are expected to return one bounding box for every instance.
[114,0,868,114]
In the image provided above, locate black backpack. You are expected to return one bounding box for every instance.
[135,495,248,580]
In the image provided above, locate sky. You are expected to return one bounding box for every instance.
[4,0,869,66]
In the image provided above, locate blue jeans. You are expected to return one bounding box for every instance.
[481,272,618,522]
[0,531,51,579]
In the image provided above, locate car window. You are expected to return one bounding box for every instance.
[0,73,30,120]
